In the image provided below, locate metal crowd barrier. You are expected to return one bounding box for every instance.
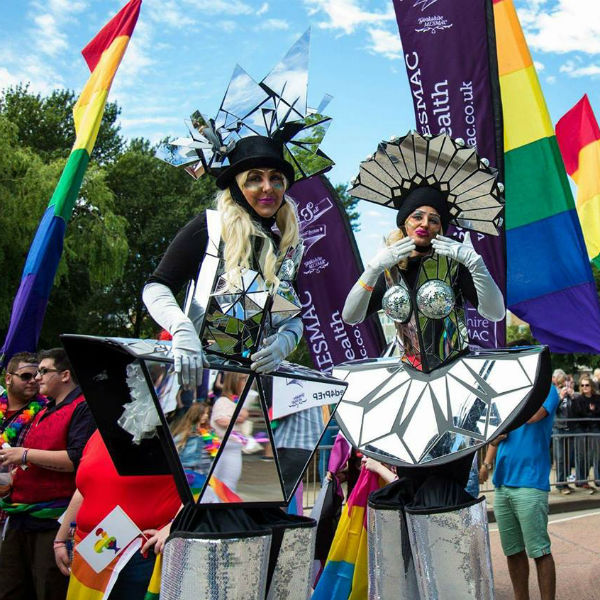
[301,419,600,508]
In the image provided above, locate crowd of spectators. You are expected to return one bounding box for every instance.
[551,368,600,494]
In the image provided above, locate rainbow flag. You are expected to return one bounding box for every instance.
[312,469,381,600]
[67,536,142,600]
[0,0,141,365]
[185,470,243,503]
[556,95,600,269]
[494,0,600,352]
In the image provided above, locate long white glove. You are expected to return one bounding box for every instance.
[342,237,416,325]
[142,282,206,389]
[431,233,505,322]
[250,317,303,373]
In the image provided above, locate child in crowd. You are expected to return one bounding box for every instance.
[171,402,215,476]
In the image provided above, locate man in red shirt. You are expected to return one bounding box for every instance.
[1,352,44,491]
[0,348,96,600]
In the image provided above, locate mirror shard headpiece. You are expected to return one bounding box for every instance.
[350,132,504,236]
[155,29,334,186]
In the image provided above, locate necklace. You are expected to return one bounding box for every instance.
[0,394,46,445]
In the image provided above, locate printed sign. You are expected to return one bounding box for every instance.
[272,377,346,419]
[75,505,142,573]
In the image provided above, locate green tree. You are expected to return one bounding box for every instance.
[0,84,123,164]
[0,114,129,349]
[76,139,216,338]
[335,182,360,231]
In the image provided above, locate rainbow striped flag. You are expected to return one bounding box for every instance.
[0,0,141,364]
[494,0,600,352]
[312,469,381,600]
[67,536,142,600]
[556,95,600,269]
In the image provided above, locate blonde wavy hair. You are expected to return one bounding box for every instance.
[216,170,300,290]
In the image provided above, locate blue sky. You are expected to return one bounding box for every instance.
[2,0,600,258]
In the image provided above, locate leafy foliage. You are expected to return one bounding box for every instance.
[79,139,215,338]
[0,84,123,164]
[335,182,360,232]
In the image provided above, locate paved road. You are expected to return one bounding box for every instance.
[489,509,600,599]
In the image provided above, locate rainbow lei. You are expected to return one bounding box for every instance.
[0,394,46,446]
[198,428,221,457]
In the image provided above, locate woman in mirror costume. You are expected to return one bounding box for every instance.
[322,133,552,600]
[139,31,344,600]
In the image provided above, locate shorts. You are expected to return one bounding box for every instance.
[493,485,551,559]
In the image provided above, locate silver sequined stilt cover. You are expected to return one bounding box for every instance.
[266,523,316,600]
[160,533,271,600]
[368,505,420,600]
[405,498,494,600]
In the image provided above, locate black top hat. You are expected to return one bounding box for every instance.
[395,186,450,230]
[215,136,296,190]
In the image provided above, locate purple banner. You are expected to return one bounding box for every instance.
[289,176,385,374]
[393,0,506,348]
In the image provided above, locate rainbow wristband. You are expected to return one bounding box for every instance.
[358,279,374,293]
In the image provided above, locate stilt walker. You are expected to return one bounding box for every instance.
[329,133,551,599]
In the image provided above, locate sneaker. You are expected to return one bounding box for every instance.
[579,483,596,494]
[560,487,572,495]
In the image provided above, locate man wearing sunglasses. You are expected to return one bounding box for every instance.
[0,353,45,500]
[0,348,96,600]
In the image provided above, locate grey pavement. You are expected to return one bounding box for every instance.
[489,509,600,599]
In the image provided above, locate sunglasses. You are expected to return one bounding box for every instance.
[581,383,591,387]
[36,367,62,377]
[9,371,37,382]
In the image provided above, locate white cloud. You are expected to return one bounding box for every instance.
[145,0,195,27]
[119,116,181,128]
[182,0,253,15]
[533,60,544,72]
[45,0,87,13]
[218,20,238,33]
[0,58,65,95]
[31,13,69,57]
[113,20,155,84]
[0,67,25,91]
[546,75,557,84]
[304,0,394,35]
[367,27,402,60]
[559,60,600,78]
[259,18,290,31]
[518,0,600,55]
[257,2,269,16]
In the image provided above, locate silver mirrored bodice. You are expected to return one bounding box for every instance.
[386,253,468,373]
[184,210,303,362]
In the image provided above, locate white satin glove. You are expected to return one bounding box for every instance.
[250,331,297,374]
[431,233,505,322]
[365,237,416,278]
[143,282,207,389]
[342,237,415,325]
[431,234,480,270]
[172,321,205,389]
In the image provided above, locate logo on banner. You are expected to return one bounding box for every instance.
[303,254,329,275]
[415,15,452,34]
[299,197,333,275]
[286,379,304,388]
[413,0,439,10]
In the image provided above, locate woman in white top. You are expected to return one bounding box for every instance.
[210,372,249,492]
